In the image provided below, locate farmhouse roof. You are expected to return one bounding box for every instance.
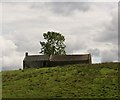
[49,54,91,61]
[24,55,49,61]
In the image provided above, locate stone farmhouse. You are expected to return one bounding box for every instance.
[23,52,92,69]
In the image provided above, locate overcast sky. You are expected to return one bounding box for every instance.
[0,1,119,70]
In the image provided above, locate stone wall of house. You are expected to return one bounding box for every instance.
[23,61,46,68]
[49,60,90,67]
[23,60,91,69]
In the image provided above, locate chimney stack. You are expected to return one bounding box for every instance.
[25,52,28,57]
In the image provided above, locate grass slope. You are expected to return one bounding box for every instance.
[2,62,119,98]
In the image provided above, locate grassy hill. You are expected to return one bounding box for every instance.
[2,62,119,99]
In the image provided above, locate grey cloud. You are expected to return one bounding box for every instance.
[91,5,118,63]
[101,49,118,62]
[94,7,118,45]
[1,0,51,3]
[30,2,91,16]
[2,55,23,71]
[87,48,100,57]
[3,30,43,53]
[66,39,87,53]
[50,2,90,15]
[1,36,23,70]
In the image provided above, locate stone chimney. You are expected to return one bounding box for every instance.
[25,52,28,57]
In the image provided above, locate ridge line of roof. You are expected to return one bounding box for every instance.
[26,54,90,56]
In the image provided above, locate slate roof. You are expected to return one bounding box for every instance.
[24,55,49,61]
[49,54,91,61]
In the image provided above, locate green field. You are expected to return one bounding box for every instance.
[2,62,119,98]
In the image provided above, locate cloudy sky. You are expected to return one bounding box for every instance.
[0,0,119,70]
